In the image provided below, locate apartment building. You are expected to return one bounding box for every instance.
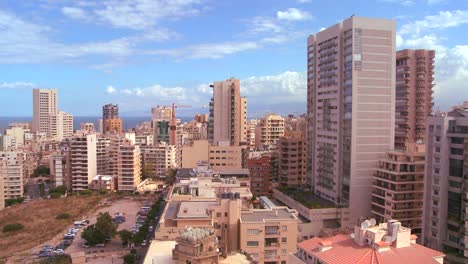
[255,114,285,150]
[395,49,435,150]
[181,140,247,170]
[80,122,95,133]
[102,104,122,133]
[307,16,396,223]
[152,120,170,144]
[151,105,172,121]
[0,175,4,210]
[4,126,29,149]
[246,119,259,148]
[141,143,177,178]
[117,143,141,191]
[33,88,58,134]
[0,151,25,199]
[278,131,307,188]
[291,219,444,264]
[96,137,110,175]
[240,207,298,264]
[422,108,468,259]
[208,78,247,146]
[247,155,270,196]
[50,153,68,188]
[49,110,73,141]
[70,134,97,192]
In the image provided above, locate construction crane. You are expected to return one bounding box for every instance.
[170,103,191,145]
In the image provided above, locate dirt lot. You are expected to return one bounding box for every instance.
[0,194,105,262]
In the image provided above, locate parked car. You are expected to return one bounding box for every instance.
[141,240,147,246]
[81,243,90,248]
[95,243,105,247]
[38,251,51,257]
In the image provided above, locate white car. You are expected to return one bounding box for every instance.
[53,249,64,254]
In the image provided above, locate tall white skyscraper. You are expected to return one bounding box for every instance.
[33,89,58,134]
[49,111,74,141]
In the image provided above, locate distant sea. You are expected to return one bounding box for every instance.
[0,116,193,133]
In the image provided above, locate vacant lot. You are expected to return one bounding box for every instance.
[0,194,105,261]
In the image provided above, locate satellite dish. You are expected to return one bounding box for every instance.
[369,218,377,227]
[361,220,370,230]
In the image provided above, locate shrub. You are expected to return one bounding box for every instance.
[50,192,61,199]
[99,189,107,195]
[3,223,24,232]
[56,213,71,220]
[79,189,93,195]
[5,197,25,207]
[123,253,136,264]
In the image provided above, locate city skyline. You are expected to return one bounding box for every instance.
[0,1,467,117]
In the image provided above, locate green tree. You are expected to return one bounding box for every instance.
[119,230,133,244]
[32,165,50,177]
[81,225,106,245]
[141,163,153,180]
[123,253,136,264]
[95,212,117,238]
[165,168,177,185]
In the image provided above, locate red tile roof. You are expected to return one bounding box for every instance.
[297,234,444,264]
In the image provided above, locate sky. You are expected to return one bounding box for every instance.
[0,0,467,117]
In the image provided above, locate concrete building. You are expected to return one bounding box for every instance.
[152,105,172,121]
[0,151,25,199]
[80,122,95,133]
[278,131,307,188]
[96,137,110,175]
[153,120,170,144]
[307,16,396,223]
[240,207,299,264]
[422,108,468,260]
[70,134,97,192]
[102,104,122,134]
[247,155,270,196]
[255,114,285,150]
[141,143,177,178]
[4,126,29,149]
[172,228,220,264]
[246,119,259,148]
[395,49,435,150]
[117,143,141,191]
[50,153,68,187]
[89,175,114,191]
[371,145,425,236]
[0,174,4,210]
[208,78,247,146]
[33,88,58,134]
[49,110,73,141]
[291,220,444,264]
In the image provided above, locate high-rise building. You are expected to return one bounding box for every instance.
[33,89,58,134]
[0,151,25,199]
[422,107,468,259]
[247,155,271,196]
[255,114,285,150]
[70,134,97,192]
[152,120,170,144]
[307,16,396,223]
[371,49,434,237]
[102,104,122,133]
[4,126,30,150]
[96,137,110,175]
[278,131,307,188]
[395,49,435,150]
[49,111,73,141]
[0,173,4,210]
[117,143,141,191]
[208,78,247,146]
[141,143,177,178]
[151,105,172,121]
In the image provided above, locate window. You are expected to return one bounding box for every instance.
[282,237,287,243]
[282,261,286,264]
[282,226,287,231]
[435,147,440,153]
[247,241,258,247]
[266,226,279,234]
[225,212,228,217]
[247,229,259,235]
[282,249,287,255]
[216,212,221,217]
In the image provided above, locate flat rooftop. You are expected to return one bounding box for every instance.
[241,207,298,223]
[143,240,177,264]
[176,201,218,219]
[276,187,336,209]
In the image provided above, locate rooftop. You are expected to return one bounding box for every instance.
[276,187,337,209]
[240,207,298,223]
[176,201,218,219]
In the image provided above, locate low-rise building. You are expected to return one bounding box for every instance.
[89,175,114,191]
[247,155,270,196]
[172,228,219,264]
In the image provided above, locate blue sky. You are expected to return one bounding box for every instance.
[0,0,467,117]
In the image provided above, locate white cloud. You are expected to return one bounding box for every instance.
[249,16,283,34]
[106,86,117,94]
[106,84,188,101]
[277,8,312,21]
[62,6,88,20]
[0,82,36,89]
[379,0,415,6]
[241,71,306,101]
[399,10,468,36]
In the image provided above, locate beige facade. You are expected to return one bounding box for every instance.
[102,104,122,134]
[151,105,172,121]
[117,143,141,191]
[0,151,25,199]
[181,140,246,170]
[50,153,67,187]
[141,143,177,177]
[80,122,95,133]
[173,228,219,264]
[278,131,307,188]
[181,140,210,168]
[209,78,247,146]
[395,49,435,150]
[240,207,298,264]
[49,110,73,141]
[70,134,97,192]
[4,126,29,149]
[255,114,285,150]
[33,88,58,134]
[0,173,4,210]
[307,16,396,223]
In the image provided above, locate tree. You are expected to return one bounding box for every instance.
[123,253,136,264]
[32,165,50,177]
[141,163,153,181]
[165,168,177,185]
[95,212,117,238]
[119,230,133,244]
[81,225,106,245]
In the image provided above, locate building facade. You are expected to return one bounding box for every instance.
[255,114,285,150]
[141,143,177,178]
[70,134,97,192]
[117,143,141,191]
[49,110,73,141]
[307,16,396,223]
[102,104,122,134]
[247,155,271,196]
[33,88,58,134]
[278,131,307,188]
[0,151,25,199]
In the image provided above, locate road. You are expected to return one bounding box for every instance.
[136,200,166,264]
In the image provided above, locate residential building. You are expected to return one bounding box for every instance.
[33,88,58,134]
[153,120,170,144]
[247,155,271,196]
[80,122,95,133]
[181,140,247,170]
[395,49,435,150]
[255,114,285,150]
[246,119,259,148]
[70,134,97,192]
[240,207,298,264]
[102,104,122,133]
[172,228,220,264]
[4,126,29,149]
[0,175,4,210]
[278,131,307,188]
[208,78,247,146]
[141,143,177,178]
[307,16,396,223]
[89,175,114,191]
[0,151,25,199]
[422,108,468,259]
[117,143,141,191]
[291,219,444,264]
[96,137,110,175]
[151,105,172,121]
[50,153,68,188]
[49,110,73,141]
[194,113,209,123]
